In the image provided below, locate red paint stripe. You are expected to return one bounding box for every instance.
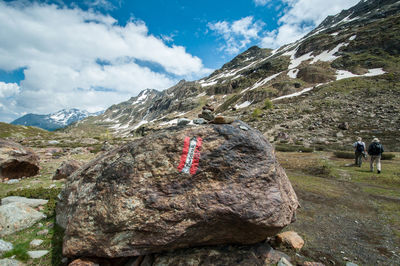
[178,137,190,172]
[190,137,202,175]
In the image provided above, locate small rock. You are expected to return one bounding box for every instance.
[48,140,60,145]
[1,196,48,207]
[193,118,207,125]
[0,202,46,237]
[70,147,85,155]
[37,229,49,236]
[303,262,326,266]
[199,110,215,121]
[0,258,24,266]
[212,116,235,124]
[345,262,358,266]
[101,141,112,152]
[29,239,44,248]
[338,122,349,130]
[37,223,43,228]
[239,125,249,131]
[278,257,293,266]
[177,118,191,126]
[336,132,344,138]
[5,179,19,185]
[27,250,49,259]
[0,239,13,255]
[276,231,304,250]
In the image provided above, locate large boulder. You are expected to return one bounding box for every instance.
[0,140,39,180]
[57,120,298,258]
[53,160,83,180]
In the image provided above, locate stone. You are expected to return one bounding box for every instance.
[1,196,48,207]
[36,229,49,236]
[30,239,44,248]
[149,242,290,266]
[199,109,214,121]
[212,116,235,124]
[0,258,24,266]
[52,160,83,180]
[303,262,326,266]
[276,231,304,250]
[68,257,129,266]
[48,140,60,145]
[101,141,112,152]
[0,202,46,236]
[346,262,359,266]
[193,118,207,125]
[5,180,19,185]
[70,148,85,155]
[0,140,39,180]
[27,250,49,259]
[338,122,349,130]
[278,257,293,266]
[0,239,13,255]
[336,131,344,138]
[57,121,299,257]
[177,118,191,126]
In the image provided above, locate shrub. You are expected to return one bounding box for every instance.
[275,144,313,153]
[382,153,396,160]
[252,108,262,118]
[334,151,354,159]
[263,98,274,109]
[305,162,332,177]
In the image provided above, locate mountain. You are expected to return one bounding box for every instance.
[70,0,400,150]
[11,108,103,131]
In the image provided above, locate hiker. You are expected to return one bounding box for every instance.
[368,138,384,174]
[352,137,366,167]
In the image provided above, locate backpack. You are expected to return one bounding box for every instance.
[369,142,381,155]
[356,142,364,153]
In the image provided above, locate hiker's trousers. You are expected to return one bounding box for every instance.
[370,155,381,172]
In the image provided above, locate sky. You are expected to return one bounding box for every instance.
[0,0,359,122]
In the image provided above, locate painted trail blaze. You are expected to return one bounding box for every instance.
[178,136,202,174]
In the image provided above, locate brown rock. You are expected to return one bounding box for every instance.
[0,139,39,180]
[303,262,326,266]
[68,257,128,266]
[53,160,83,180]
[57,121,299,257]
[212,116,235,124]
[338,122,349,130]
[276,231,304,250]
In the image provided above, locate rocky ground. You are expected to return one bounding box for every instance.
[0,126,399,265]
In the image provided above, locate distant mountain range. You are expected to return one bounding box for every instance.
[11,108,103,131]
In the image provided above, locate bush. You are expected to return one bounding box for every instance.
[252,108,262,118]
[334,151,354,159]
[263,98,274,109]
[382,153,396,160]
[275,144,313,153]
[305,162,332,177]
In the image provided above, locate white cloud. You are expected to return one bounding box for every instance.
[208,16,264,54]
[0,1,211,121]
[253,0,271,6]
[0,82,20,98]
[260,0,360,48]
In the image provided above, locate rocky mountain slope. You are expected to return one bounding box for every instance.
[70,0,400,150]
[12,108,102,131]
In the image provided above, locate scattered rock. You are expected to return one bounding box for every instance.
[199,110,215,121]
[36,229,49,236]
[70,147,85,155]
[336,131,344,138]
[193,118,207,125]
[27,250,49,259]
[338,122,349,130]
[202,104,214,112]
[212,116,235,124]
[68,257,129,266]
[5,179,19,185]
[0,258,24,266]
[148,242,290,265]
[48,140,60,145]
[101,141,112,152]
[0,239,13,255]
[1,196,48,207]
[239,125,249,131]
[177,118,191,126]
[278,257,293,266]
[345,262,359,266]
[303,262,326,266]
[58,121,299,257]
[29,239,44,248]
[0,140,40,180]
[0,202,46,236]
[276,231,305,250]
[52,160,83,180]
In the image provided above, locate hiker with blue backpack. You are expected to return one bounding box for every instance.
[353,137,366,167]
[368,138,384,174]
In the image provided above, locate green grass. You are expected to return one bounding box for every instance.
[334,151,396,160]
[0,122,53,139]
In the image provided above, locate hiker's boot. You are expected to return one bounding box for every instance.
[378,170,381,174]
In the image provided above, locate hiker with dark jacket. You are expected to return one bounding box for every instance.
[368,138,384,174]
[352,137,366,167]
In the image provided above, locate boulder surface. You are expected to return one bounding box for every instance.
[57,121,298,257]
[52,160,83,180]
[0,140,39,180]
